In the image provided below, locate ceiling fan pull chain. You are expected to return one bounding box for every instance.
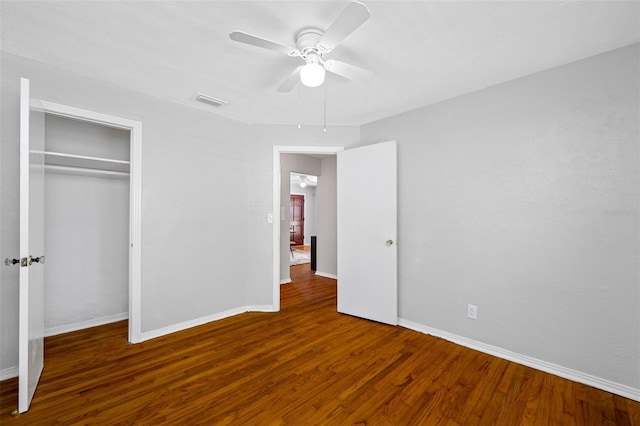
[323,84,327,133]
[298,83,302,129]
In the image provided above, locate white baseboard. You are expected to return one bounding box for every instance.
[0,366,18,380]
[398,318,640,402]
[280,278,292,285]
[45,312,129,337]
[141,307,247,342]
[314,271,337,280]
[246,305,277,312]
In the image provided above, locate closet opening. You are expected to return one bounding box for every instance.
[43,114,131,338]
[33,100,141,344]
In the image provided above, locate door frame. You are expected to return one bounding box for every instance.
[272,146,343,311]
[39,100,143,343]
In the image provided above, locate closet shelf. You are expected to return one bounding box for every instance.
[38,151,130,173]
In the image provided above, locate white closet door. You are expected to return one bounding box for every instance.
[18,77,46,413]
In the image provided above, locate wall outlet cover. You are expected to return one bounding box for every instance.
[467,304,478,320]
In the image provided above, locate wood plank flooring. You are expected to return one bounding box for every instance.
[1,264,639,425]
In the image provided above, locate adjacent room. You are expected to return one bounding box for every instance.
[1,0,638,423]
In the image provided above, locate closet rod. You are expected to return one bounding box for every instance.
[45,164,130,179]
[36,150,130,165]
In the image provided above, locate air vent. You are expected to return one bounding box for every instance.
[195,93,228,108]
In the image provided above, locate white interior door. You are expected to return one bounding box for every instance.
[19,77,46,413]
[337,140,397,325]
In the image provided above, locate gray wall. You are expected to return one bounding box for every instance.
[44,115,130,332]
[360,44,640,389]
[315,157,338,276]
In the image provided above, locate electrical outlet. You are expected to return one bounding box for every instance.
[467,304,478,320]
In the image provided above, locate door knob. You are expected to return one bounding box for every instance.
[31,255,45,265]
[4,258,19,266]
[386,240,394,246]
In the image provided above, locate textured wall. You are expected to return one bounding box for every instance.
[316,157,338,276]
[361,44,640,389]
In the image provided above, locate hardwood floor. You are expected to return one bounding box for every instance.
[2,264,639,425]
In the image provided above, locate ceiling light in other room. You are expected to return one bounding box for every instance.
[300,52,325,88]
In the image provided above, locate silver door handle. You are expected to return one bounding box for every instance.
[5,257,32,267]
[386,240,394,246]
[4,258,19,266]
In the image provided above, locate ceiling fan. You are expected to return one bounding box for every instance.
[229,1,373,92]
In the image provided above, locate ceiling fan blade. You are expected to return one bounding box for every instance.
[317,1,371,53]
[324,59,373,82]
[277,66,302,93]
[229,31,300,56]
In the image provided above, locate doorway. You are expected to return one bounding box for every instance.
[272,146,343,311]
[272,142,398,323]
[39,101,142,343]
[43,115,130,337]
[289,172,319,251]
[16,83,142,414]
[290,194,305,246]
[289,172,318,271]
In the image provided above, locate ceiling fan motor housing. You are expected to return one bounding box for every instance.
[296,28,324,58]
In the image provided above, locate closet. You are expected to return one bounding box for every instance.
[42,114,130,336]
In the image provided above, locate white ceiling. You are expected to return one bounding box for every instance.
[2,1,638,126]
[291,172,318,187]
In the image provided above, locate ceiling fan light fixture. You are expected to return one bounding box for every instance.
[300,53,325,87]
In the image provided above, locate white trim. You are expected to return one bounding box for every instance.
[272,146,344,311]
[314,271,338,280]
[246,305,277,312]
[39,100,143,344]
[0,366,19,381]
[273,149,280,311]
[280,278,292,285]
[44,313,128,337]
[18,77,31,412]
[398,318,640,402]
[40,101,140,130]
[141,307,247,341]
